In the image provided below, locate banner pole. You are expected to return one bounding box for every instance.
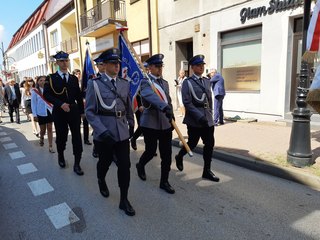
[119,31,193,157]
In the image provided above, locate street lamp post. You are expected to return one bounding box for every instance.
[0,41,7,82]
[287,0,313,167]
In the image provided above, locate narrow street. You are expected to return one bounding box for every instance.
[0,120,320,240]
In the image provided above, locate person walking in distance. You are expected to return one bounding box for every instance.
[175,55,220,182]
[43,51,84,176]
[176,69,186,117]
[135,54,175,194]
[31,76,55,153]
[4,78,21,124]
[85,48,135,216]
[210,69,225,126]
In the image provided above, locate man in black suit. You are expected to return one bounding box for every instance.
[43,51,84,176]
[4,78,21,124]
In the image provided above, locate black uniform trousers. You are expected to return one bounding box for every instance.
[139,127,172,182]
[177,126,215,169]
[52,105,83,159]
[131,110,143,141]
[95,139,130,189]
[82,116,89,142]
[8,99,20,123]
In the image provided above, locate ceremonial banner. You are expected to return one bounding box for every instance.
[307,0,320,51]
[81,46,96,94]
[118,34,144,111]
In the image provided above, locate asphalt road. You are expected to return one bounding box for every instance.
[0,122,320,240]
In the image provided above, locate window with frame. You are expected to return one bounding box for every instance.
[221,25,262,91]
[50,30,58,48]
[132,39,150,63]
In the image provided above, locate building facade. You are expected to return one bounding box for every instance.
[158,0,311,122]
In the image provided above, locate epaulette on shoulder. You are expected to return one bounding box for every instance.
[118,76,128,82]
[45,74,52,83]
[92,76,101,81]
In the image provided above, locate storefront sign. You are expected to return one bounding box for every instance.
[222,66,261,91]
[240,0,303,24]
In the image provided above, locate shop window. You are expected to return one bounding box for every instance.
[221,25,262,91]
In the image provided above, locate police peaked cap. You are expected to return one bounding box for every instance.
[189,54,206,65]
[145,54,164,65]
[99,48,121,63]
[53,51,69,60]
[143,62,148,68]
[93,57,103,64]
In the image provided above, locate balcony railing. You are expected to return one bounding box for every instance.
[80,0,125,31]
[61,37,78,54]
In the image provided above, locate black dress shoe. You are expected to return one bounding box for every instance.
[73,165,84,176]
[84,140,92,145]
[202,169,220,182]
[136,163,146,181]
[98,179,109,198]
[58,154,66,168]
[160,182,175,194]
[131,139,137,150]
[175,154,183,171]
[119,199,135,216]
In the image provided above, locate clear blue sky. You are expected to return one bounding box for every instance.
[0,0,44,51]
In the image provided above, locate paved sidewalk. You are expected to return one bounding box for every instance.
[172,111,320,191]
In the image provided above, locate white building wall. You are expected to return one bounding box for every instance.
[211,1,303,121]
[6,24,47,81]
[158,0,304,121]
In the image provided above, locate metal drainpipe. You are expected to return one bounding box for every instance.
[147,0,152,56]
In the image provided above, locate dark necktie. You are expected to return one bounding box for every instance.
[63,73,67,85]
[199,77,204,86]
[111,79,117,90]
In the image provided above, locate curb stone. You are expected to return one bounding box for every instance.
[172,138,320,191]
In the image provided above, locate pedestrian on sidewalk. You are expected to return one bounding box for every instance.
[175,69,186,117]
[135,53,176,194]
[4,78,21,124]
[0,78,5,123]
[43,51,84,176]
[21,79,39,136]
[209,68,225,126]
[175,55,219,182]
[31,76,55,153]
[85,48,135,216]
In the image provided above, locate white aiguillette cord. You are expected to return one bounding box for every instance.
[93,80,116,110]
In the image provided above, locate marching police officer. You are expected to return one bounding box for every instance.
[85,48,135,216]
[43,51,84,175]
[135,53,175,194]
[175,55,220,182]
